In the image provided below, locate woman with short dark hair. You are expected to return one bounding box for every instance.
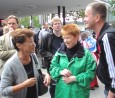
[0,28,50,98]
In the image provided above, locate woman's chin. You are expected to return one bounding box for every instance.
[67,46,72,49]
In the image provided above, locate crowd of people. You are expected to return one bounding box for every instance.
[0,1,115,98]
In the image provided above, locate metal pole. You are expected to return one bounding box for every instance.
[58,6,61,18]
[30,15,33,26]
[62,6,66,25]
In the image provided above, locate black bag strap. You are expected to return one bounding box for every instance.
[32,53,40,69]
[32,53,44,76]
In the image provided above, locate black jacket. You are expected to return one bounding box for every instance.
[96,23,115,93]
[39,32,63,71]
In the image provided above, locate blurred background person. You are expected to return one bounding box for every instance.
[80,31,99,90]
[0,15,19,76]
[0,20,7,36]
[39,22,50,46]
[0,25,3,36]
[39,17,63,98]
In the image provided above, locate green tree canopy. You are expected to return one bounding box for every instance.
[108,0,115,15]
[20,16,41,28]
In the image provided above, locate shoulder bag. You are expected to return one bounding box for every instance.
[32,53,48,96]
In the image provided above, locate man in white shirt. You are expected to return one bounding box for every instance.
[39,23,50,45]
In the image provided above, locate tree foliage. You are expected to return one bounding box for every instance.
[20,16,41,28]
[108,0,115,15]
[32,16,41,28]
[20,16,30,28]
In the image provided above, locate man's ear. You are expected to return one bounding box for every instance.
[95,14,101,22]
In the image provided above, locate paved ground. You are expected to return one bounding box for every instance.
[37,53,105,98]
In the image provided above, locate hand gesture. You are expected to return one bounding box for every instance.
[60,69,71,77]
[23,78,36,87]
[43,73,51,87]
[62,76,76,84]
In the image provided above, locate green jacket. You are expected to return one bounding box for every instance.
[50,43,96,98]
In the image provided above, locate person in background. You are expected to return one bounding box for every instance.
[80,32,89,48]
[6,15,19,30]
[0,25,3,36]
[49,24,96,98]
[27,26,33,30]
[84,2,115,98]
[0,15,19,75]
[80,32,99,90]
[0,20,8,35]
[39,17,63,98]
[0,28,50,98]
[39,22,50,45]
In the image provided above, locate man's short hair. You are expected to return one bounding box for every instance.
[6,15,19,24]
[51,17,62,26]
[87,2,107,20]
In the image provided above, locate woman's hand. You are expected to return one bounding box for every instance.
[60,69,71,77]
[23,78,36,87]
[43,73,51,87]
[62,76,76,84]
[12,78,36,93]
